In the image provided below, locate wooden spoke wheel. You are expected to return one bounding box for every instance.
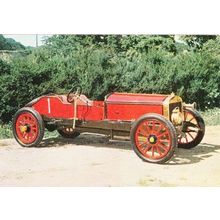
[178,108,205,149]
[12,107,44,147]
[131,114,177,164]
[58,127,80,139]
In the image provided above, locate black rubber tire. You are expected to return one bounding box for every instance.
[178,108,205,149]
[130,113,178,164]
[58,128,80,139]
[12,107,45,147]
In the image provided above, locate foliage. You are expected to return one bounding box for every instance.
[0,59,11,75]
[0,35,220,124]
[0,123,58,139]
[0,35,25,50]
[179,35,217,51]
[201,108,220,126]
[0,123,12,139]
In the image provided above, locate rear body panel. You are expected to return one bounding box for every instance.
[31,96,74,119]
[30,95,105,121]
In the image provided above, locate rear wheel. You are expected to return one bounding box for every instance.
[58,127,80,139]
[12,107,44,147]
[178,108,205,149]
[131,114,177,164]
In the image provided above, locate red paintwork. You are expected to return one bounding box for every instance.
[32,96,105,120]
[106,104,162,120]
[106,93,168,103]
[30,92,167,121]
[32,96,74,119]
[77,101,104,121]
[106,93,166,120]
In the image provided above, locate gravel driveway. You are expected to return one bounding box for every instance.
[0,126,219,186]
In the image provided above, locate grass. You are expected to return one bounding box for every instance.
[0,123,12,139]
[0,123,58,140]
[0,108,220,139]
[200,108,220,126]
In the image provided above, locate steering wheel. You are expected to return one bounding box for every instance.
[67,85,82,103]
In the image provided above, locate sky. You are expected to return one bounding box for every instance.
[3,34,52,47]
[3,34,186,48]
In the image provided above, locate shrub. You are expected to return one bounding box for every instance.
[0,35,220,124]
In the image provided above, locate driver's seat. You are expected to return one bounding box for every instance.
[78,94,93,106]
[59,94,93,106]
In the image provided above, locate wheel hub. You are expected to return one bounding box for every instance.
[148,135,157,144]
[20,125,28,133]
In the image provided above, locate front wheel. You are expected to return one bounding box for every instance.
[178,108,205,149]
[12,107,44,147]
[131,114,177,164]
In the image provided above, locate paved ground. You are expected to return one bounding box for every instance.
[0,126,220,186]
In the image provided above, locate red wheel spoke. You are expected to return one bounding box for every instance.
[24,133,28,139]
[157,132,168,138]
[137,142,148,149]
[151,146,155,158]
[18,121,25,125]
[30,130,36,136]
[158,140,168,147]
[158,144,168,152]
[154,124,164,135]
[137,131,145,137]
[140,126,149,136]
[156,146,162,155]
[159,140,169,145]
[21,132,26,138]
[143,145,152,154]
[143,122,151,135]
[151,120,155,132]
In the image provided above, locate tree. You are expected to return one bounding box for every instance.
[180,35,217,50]
[1,34,220,124]
[0,35,25,50]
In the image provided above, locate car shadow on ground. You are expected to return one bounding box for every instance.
[39,134,220,165]
[39,133,132,150]
[168,143,220,165]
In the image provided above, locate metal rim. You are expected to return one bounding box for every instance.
[15,112,39,144]
[178,111,199,144]
[134,118,172,160]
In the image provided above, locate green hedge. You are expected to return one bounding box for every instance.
[0,35,220,123]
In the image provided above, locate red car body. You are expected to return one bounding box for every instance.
[31,93,167,121]
[12,91,205,164]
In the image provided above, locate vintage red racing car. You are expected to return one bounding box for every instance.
[12,87,205,163]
